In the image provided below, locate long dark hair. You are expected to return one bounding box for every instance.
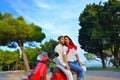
[64,35,75,46]
[64,36,77,54]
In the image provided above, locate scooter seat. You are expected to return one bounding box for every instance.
[50,67,62,73]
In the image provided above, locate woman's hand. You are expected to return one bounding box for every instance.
[75,54,83,66]
[79,62,83,66]
[63,55,70,70]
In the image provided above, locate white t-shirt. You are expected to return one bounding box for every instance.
[63,46,77,62]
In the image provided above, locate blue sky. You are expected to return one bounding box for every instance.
[0,0,108,62]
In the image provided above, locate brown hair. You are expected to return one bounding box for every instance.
[58,36,64,41]
[64,35,75,46]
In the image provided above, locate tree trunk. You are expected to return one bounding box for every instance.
[15,59,19,70]
[113,47,119,68]
[0,62,2,71]
[99,50,106,68]
[8,65,10,71]
[15,53,20,70]
[19,44,30,73]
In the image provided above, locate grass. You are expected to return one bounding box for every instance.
[113,68,120,72]
[87,66,120,72]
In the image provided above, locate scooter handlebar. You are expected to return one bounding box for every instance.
[47,58,52,62]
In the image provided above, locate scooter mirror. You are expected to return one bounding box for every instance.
[54,52,59,57]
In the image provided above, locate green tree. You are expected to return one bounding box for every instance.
[98,0,120,67]
[84,53,100,62]
[79,3,108,68]
[40,39,58,59]
[25,47,42,69]
[0,50,4,71]
[4,50,18,70]
[0,12,45,72]
[79,0,120,68]
[0,49,19,71]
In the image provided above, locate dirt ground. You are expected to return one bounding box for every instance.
[0,70,120,80]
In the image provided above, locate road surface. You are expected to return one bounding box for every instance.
[0,70,120,80]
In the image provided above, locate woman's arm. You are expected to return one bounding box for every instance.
[63,54,70,70]
[75,54,83,66]
[63,46,70,70]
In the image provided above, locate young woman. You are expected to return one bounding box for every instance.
[63,35,84,80]
[54,36,73,80]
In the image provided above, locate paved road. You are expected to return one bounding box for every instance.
[0,70,120,80]
[84,70,120,80]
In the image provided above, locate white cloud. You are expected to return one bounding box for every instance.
[33,0,50,9]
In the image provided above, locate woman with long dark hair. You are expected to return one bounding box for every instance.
[63,35,84,80]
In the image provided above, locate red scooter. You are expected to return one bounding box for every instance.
[22,52,68,80]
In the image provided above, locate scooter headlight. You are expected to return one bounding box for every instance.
[37,55,42,61]
[37,52,48,61]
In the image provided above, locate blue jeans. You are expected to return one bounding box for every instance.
[68,60,84,79]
